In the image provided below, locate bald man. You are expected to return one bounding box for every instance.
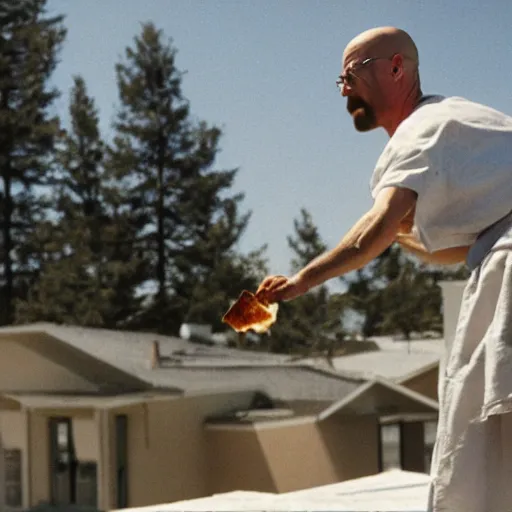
[257,27,512,512]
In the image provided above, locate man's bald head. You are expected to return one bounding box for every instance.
[343,27,419,69]
[339,27,422,136]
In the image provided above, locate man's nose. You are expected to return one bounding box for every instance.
[341,83,352,97]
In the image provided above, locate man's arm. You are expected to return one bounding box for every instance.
[395,233,469,265]
[293,186,417,292]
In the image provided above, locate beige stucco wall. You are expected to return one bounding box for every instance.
[317,415,379,483]
[0,341,97,392]
[0,411,28,508]
[401,365,439,401]
[205,425,276,493]
[29,411,50,506]
[0,411,26,449]
[73,416,99,461]
[205,414,379,495]
[104,391,255,510]
[5,409,98,507]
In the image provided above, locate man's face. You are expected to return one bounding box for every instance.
[339,48,386,132]
[346,89,377,132]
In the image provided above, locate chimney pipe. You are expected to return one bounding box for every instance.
[150,340,161,369]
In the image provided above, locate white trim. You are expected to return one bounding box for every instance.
[205,423,256,432]
[373,377,439,409]
[380,412,438,424]
[1,391,180,411]
[318,378,439,421]
[183,386,261,397]
[318,381,375,421]
[205,415,317,432]
[253,415,317,430]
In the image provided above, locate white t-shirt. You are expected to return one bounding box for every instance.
[370,95,512,252]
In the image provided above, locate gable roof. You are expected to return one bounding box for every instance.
[0,324,365,402]
[0,328,152,392]
[0,324,440,412]
[318,377,439,420]
[148,365,365,402]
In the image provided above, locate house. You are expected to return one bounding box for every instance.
[108,280,468,512]
[0,321,441,512]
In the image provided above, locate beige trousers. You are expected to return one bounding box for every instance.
[429,248,512,511]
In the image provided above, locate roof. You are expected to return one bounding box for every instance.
[2,391,180,410]
[205,377,438,427]
[148,365,365,402]
[369,335,444,354]
[329,350,439,380]
[114,469,431,511]
[273,469,431,511]
[0,323,366,402]
[0,323,289,387]
[300,336,443,381]
[319,378,438,420]
[0,324,440,409]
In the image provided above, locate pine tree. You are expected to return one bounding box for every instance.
[377,249,440,340]
[288,209,328,274]
[16,76,144,326]
[267,209,345,355]
[343,243,469,340]
[0,0,66,324]
[109,23,264,334]
[164,130,268,332]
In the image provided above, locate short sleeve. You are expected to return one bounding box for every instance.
[370,116,446,200]
[369,95,512,253]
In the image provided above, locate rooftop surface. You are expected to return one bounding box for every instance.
[114,469,431,512]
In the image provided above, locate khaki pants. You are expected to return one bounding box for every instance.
[429,248,512,512]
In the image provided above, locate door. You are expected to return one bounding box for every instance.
[49,417,78,505]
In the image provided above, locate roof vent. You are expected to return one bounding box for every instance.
[150,340,161,369]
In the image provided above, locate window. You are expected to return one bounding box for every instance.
[4,448,22,508]
[379,419,437,473]
[116,415,128,508]
[379,423,401,471]
[424,420,438,473]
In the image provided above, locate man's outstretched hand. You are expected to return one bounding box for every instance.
[256,274,308,304]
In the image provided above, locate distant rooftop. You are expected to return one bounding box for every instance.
[299,335,443,381]
[148,365,365,402]
[0,323,366,401]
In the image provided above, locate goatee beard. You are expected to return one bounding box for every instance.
[347,97,377,132]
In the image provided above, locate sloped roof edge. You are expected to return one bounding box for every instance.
[396,360,440,385]
[0,329,166,392]
[318,377,439,421]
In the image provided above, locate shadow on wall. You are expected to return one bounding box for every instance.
[205,414,381,496]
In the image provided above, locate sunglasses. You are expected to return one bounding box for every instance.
[336,56,392,90]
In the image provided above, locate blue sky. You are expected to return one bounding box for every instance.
[46,0,512,278]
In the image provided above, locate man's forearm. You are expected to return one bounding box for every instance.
[288,186,418,294]
[396,233,469,265]
[295,209,396,291]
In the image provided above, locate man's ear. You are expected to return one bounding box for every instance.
[391,54,404,80]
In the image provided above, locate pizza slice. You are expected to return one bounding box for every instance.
[222,290,278,333]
